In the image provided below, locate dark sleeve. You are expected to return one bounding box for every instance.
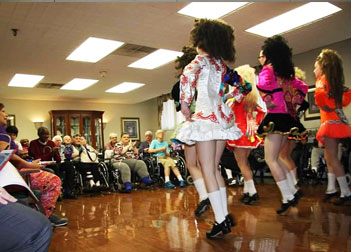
[297,100,309,113]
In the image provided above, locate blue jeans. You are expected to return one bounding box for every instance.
[0,202,52,252]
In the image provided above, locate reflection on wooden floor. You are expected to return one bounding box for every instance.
[49,181,351,252]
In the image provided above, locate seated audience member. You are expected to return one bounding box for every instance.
[53,135,77,199]
[72,134,102,188]
[105,133,118,150]
[149,129,185,189]
[62,135,75,161]
[29,126,61,175]
[52,135,63,159]
[6,125,29,159]
[20,138,30,152]
[138,130,153,159]
[0,103,67,226]
[0,186,53,252]
[105,133,118,159]
[112,133,153,192]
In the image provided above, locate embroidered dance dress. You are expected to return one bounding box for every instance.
[175,55,242,145]
[226,100,265,149]
[256,65,308,137]
[315,75,351,143]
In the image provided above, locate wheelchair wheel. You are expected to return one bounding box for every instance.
[174,156,187,180]
[156,176,165,187]
[186,175,193,185]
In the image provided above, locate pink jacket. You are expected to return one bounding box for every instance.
[257,66,308,114]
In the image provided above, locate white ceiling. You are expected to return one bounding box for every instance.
[0,1,350,104]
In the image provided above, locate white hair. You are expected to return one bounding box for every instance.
[109,132,118,139]
[145,131,153,136]
[52,135,62,142]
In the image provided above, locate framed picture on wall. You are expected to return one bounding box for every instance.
[6,115,16,127]
[304,87,321,121]
[121,117,140,140]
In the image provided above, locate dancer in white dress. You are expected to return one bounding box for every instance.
[176,19,242,239]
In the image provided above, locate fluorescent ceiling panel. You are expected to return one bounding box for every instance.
[61,78,98,91]
[66,37,124,63]
[8,73,44,88]
[246,2,342,37]
[128,49,183,70]
[178,2,248,19]
[105,82,145,93]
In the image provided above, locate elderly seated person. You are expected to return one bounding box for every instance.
[52,135,77,199]
[72,134,102,188]
[112,133,153,192]
[138,130,153,159]
[29,126,61,175]
[149,129,185,189]
[105,132,118,159]
[105,132,118,150]
[0,103,67,227]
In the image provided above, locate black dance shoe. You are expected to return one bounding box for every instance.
[245,193,260,205]
[225,213,236,228]
[333,195,351,206]
[240,193,249,204]
[276,197,297,215]
[323,192,338,202]
[206,220,231,239]
[195,198,211,217]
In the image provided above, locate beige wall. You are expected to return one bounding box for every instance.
[1,97,159,146]
[293,38,351,130]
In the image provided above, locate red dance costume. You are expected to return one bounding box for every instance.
[315,75,351,143]
[227,101,265,149]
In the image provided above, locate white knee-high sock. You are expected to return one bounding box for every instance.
[208,191,226,223]
[193,178,208,202]
[277,180,294,203]
[246,179,257,196]
[327,173,337,194]
[243,180,249,194]
[285,172,297,194]
[219,187,228,216]
[337,176,351,197]
[290,169,298,185]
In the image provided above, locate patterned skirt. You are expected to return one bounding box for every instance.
[257,113,307,139]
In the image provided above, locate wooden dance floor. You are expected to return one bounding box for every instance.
[49,181,351,252]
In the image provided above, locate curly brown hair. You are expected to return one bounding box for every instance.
[261,35,294,80]
[316,49,344,107]
[190,19,235,62]
[175,46,197,78]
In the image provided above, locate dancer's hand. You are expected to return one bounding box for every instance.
[181,101,193,122]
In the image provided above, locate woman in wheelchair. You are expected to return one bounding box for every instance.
[149,130,185,189]
[72,135,104,189]
[111,133,153,192]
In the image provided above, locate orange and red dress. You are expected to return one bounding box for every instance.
[315,75,351,143]
[226,101,265,149]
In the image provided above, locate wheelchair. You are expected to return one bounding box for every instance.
[142,150,188,187]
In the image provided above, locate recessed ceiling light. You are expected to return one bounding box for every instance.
[246,2,342,37]
[128,49,183,70]
[105,82,145,93]
[61,78,98,91]
[178,2,248,19]
[8,73,44,88]
[66,37,124,63]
